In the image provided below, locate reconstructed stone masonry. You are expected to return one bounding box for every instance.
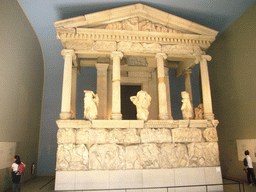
[56,120,219,171]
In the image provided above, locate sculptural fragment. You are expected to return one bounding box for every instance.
[194,103,204,120]
[84,90,99,121]
[181,91,193,120]
[130,90,151,121]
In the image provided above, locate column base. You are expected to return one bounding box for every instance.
[204,113,215,120]
[59,112,72,120]
[111,113,122,120]
[159,113,169,120]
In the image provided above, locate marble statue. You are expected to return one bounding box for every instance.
[194,103,204,120]
[130,90,151,121]
[181,91,193,120]
[84,90,99,121]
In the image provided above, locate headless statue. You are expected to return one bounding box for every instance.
[130,90,151,121]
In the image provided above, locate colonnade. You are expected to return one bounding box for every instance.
[59,49,214,121]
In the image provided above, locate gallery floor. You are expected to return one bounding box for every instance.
[4,176,255,192]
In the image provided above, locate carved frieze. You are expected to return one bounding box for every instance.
[162,44,204,56]
[109,129,140,144]
[57,128,76,144]
[188,142,220,167]
[140,128,172,143]
[56,144,89,171]
[63,40,94,50]
[203,128,218,142]
[160,143,189,168]
[126,57,147,66]
[106,17,183,34]
[172,128,202,142]
[126,144,160,169]
[89,144,125,170]
[93,41,117,52]
[117,42,144,52]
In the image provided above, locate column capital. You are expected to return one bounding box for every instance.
[110,51,123,60]
[201,55,212,61]
[183,69,192,75]
[95,63,109,71]
[195,55,212,64]
[155,53,167,60]
[61,49,75,57]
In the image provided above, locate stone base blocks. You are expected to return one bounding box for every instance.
[56,119,219,171]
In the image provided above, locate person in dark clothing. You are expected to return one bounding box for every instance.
[244,150,256,186]
[11,155,25,192]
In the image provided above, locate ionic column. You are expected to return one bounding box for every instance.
[96,63,109,119]
[200,55,214,120]
[110,52,123,120]
[59,49,75,120]
[184,69,194,117]
[165,67,173,119]
[156,53,169,120]
[71,67,77,119]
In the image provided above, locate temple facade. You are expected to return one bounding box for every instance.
[54,4,222,191]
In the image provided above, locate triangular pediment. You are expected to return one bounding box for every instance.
[54,3,218,37]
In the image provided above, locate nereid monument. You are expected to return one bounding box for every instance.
[54,4,222,191]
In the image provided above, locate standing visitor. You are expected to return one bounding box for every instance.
[11,155,25,192]
[244,150,256,186]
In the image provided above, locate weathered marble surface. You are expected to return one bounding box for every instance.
[89,144,125,170]
[130,90,151,121]
[188,142,220,166]
[161,144,189,168]
[126,144,160,169]
[56,120,220,171]
[172,128,202,142]
[83,90,99,121]
[181,91,193,120]
[140,128,172,143]
[57,128,76,144]
[56,144,89,171]
[203,128,218,142]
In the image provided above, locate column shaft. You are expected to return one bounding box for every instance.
[184,69,194,118]
[60,49,75,120]
[110,52,123,120]
[71,67,77,119]
[156,53,169,120]
[200,55,214,120]
[96,64,109,119]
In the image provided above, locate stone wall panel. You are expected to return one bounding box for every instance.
[188,142,220,167]
[57,128,76,144]
[126,144,160,169]
[172,128,202,142]
[160,144,189,168]
[56,144,88,171]
[203,128,218,142]
[89,144,125,170]
[140,128,172,143]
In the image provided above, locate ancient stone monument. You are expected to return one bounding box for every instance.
[54,3,222,191]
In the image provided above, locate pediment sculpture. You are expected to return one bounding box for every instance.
[106,17,183,33]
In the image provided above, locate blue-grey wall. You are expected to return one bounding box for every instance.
[0,0,44,190]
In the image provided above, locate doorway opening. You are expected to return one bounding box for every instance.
[121,85,141,120]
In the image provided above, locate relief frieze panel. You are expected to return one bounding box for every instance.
[162,44,204,56]
[106,17,183,34]
[63,40,94,50]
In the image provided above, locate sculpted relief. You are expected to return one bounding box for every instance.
[106,17,183,33]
